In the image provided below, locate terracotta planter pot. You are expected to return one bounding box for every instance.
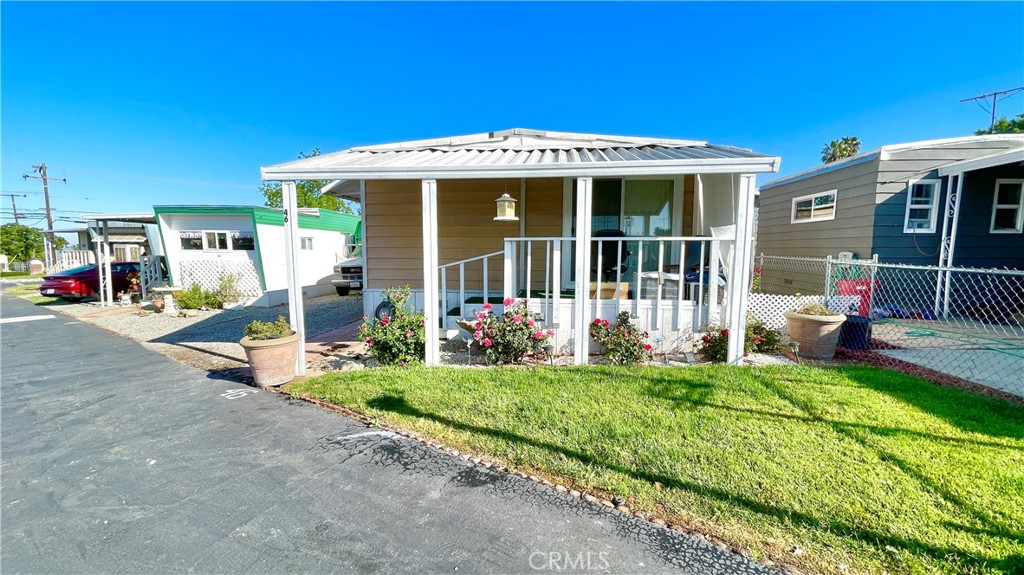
[239,332,300,388]
[783,311,847,360]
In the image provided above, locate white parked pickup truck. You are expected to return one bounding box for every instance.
[331,242,363,297]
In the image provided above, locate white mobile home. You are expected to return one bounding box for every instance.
[154,206,359,306]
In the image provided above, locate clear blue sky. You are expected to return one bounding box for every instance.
[3,2,1022,233]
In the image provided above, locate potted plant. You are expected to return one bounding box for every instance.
[149,292,165,311]
[783,302,846,360]
[240,315,299,388]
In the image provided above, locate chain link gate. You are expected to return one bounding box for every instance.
[751,254,1024,399]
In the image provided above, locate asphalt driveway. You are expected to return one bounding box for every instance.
[0,293,775,574]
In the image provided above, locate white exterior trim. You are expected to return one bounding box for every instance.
[938,148,1024,176]
[990,178,1024,234]
[262,158,780,182]
[903,178,941,234]
[790,190,838,224]
[727,175,757,364]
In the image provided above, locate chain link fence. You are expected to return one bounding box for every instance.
[752,254,1024,400]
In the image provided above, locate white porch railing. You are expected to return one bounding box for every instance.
[46,249,94,274]
[501,236,729,331]
[439,250,504,320]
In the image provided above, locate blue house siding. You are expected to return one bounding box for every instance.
[950,163,1024,270]
[871,172,948,266]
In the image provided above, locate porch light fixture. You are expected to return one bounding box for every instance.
[494,193,518,222]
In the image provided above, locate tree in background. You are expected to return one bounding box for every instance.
[821,136,862,163]
[975,113,1024,135]
[1,223,45,262]
[259,148,355,214]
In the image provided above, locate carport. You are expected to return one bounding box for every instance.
[81,213,165,306]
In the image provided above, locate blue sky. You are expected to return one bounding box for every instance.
[3,2,1022,232]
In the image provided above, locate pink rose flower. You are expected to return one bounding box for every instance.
[527,319,534,327]
[476,311,486,319]
[483,338,493,347]
[602,319,610,327]
[473,330,483,340]
[503,297,515,306]
[643,344,653,351]
[483,302,492,310]
[512,315,522,324]
[380,316,391,325]
[546,329,554,336]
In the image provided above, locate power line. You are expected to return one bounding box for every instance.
[961,87,1024,132]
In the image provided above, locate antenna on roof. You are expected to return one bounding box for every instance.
[960,87,1024,132]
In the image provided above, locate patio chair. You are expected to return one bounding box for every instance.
[591,229,632,282]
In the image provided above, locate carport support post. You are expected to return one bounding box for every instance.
[726,174,756,364]
[282,180,306,376]
[421,179,441,366]
[573,177,593,365]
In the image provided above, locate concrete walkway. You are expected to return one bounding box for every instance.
[0,294,775,574]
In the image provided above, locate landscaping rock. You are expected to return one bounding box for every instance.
[554,485,567,493]
[600,499,614,508]
[583,494,598,504]
[569,490,581,498]
[652,518,667,527]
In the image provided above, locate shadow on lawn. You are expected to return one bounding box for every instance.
[366,394,1022,573]
[643,373,1024,453]
[745,370,1024,557]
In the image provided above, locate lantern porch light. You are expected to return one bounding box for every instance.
[494,193,518,221]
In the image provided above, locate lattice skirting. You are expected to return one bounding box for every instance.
[179,259,263,297]
[748,292,827,330]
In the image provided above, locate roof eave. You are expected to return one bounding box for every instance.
[261,157,781,182]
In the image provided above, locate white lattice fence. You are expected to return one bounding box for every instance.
[748,292,827,330]
[179,259,262,297]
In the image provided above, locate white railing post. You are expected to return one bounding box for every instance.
[458,263,466,319]
[634,240,644,319]
[441,267,449,322]
[483,256,490,306]
[545,241,552,324]
[525,240,533,305]
[552,240,562,328]
[676,241,686,331]
[503,240,514,303]
[708,240,720,325]
[653,240,665,330]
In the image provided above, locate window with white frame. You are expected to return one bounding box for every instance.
[790,190,837,223]
[300,237,314,250]
[903,179,940,233]
[204,231,229,250]
[991,179,1024,233]
[179,230,252,251]
[179,231,203,250]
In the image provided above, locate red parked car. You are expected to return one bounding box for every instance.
[39,262,141,302]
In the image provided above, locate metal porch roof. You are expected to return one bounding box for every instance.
[261,128,780,181]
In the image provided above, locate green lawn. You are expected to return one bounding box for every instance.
[0,283,67,305]
[289,365,1024,575]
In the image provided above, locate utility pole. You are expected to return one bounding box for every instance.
[3,194,26,224]
[22,163,67,266]
[961,87,1024,132]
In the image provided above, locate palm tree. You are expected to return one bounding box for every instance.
[821,137,862,163]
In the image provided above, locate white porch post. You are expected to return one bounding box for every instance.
[573,177,593,365]
[942,172,966,317]
[421,179,441,366]
[282,180,306,376]
[726,174,756,364]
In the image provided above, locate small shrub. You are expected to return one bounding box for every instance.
[175,283,222,310]
[471,298,553,364]
[216,272,244,305]
[358,286,425,366]
[244,315,292,340]
[792,302,840,316]
[699,314,783,362]
[751,266,762,293]
[589,311,654,365]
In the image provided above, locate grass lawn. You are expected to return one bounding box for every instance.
[0,283,67,305]
[290,365,1024,575]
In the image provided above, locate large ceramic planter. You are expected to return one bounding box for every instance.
[239,331,300,388]
[783,311,847,360]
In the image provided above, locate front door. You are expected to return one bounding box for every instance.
[564,178,678,287]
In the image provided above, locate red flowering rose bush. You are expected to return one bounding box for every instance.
[471,298,553,364]
[698,314,782,363]
[589,311,654,365]
[358,286,425,366]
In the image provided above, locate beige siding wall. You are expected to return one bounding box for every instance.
[365,178,564,290]
[758,159,879,259]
